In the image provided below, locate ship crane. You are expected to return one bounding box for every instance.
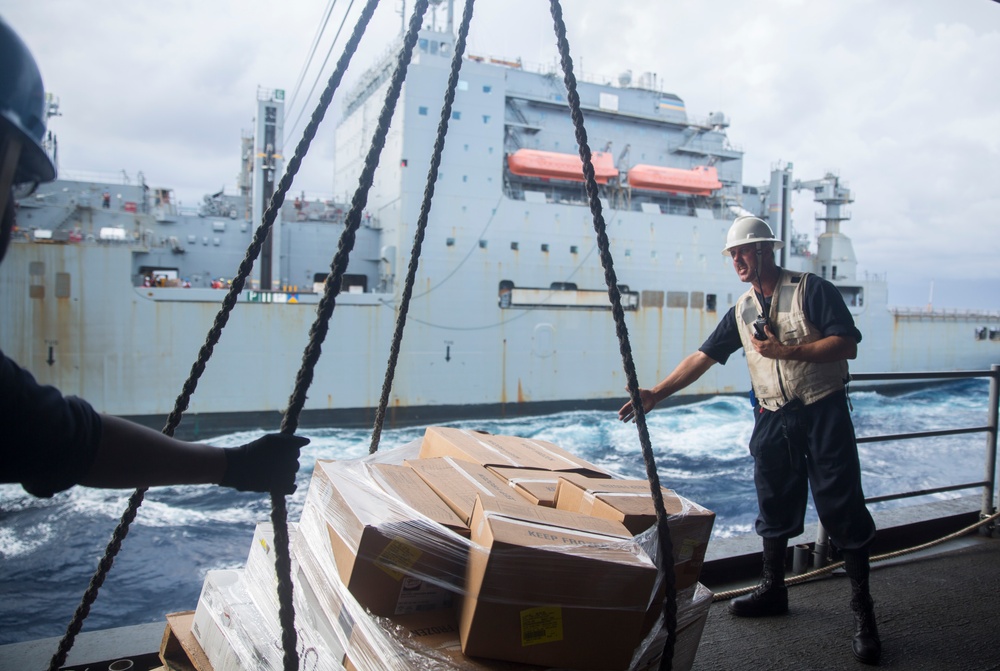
[595,141,634,211]
[789,173,857,282]
[42,92,60,170]
[763,164,858,281]
[792,172,853,235]
[610,142,631,210]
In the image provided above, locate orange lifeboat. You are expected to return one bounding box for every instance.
[507,149,617,184]
[626,164,722,196]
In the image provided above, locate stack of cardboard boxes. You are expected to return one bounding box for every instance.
[191,426,716,671]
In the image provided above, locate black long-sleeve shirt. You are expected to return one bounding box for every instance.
[1,349,102,497]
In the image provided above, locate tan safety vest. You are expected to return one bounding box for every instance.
[736,269,849,410]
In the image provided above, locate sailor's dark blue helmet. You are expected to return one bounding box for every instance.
[0,16,56,184]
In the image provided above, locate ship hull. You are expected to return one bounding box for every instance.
[3,240,998,439]
[4,27,999,438]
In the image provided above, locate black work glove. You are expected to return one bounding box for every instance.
[220,433,308,494]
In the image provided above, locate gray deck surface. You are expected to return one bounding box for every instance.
[3,533,997,670]
[693,535,1000,670]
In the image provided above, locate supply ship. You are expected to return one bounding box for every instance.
[3,9,1000,671]
[3,20,999,438]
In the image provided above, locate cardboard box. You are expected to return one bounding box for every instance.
[296,498,540,671]
[485,466,564,507]
[344,608,550,671]
[293,509,359,666]
[161,611,213,671]
[419,426,610,477]
[192,563,344,671]
[459,496,659,670]
[406,457,526,525]
[243,522,348,669]
[555,476,715,590]
[368,463,470,536]
[305,460,467,617]
[191,569,282,671]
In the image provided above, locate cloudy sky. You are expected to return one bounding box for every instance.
[5,0,1000,308]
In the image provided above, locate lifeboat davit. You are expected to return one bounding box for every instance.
[507,149,617,184]
[626,164,722,196]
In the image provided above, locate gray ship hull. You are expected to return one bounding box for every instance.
[3,26,998,438]
[3,238,997,439]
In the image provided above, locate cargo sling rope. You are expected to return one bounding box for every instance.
[48,2,678,670]
[548,4,678,668]
[270,2,445,665]
[45,1,381,669]
[368,0,476,457]
[367,2,679,669]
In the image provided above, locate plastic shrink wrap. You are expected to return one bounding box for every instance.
[191,428,715,671]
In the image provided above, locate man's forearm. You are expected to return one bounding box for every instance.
[80,414,225,489]
[780,335,857,363]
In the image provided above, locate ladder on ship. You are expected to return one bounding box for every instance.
[47,2,680,670]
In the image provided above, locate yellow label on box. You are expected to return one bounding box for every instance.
[679,538,699,562]
[520,606,563,647]
[375,538,423,581]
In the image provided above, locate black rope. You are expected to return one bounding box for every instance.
[548,2,678,669]
[279,5,429,434]
[46,487,147,671]
[273,1,430,668]
[368,0,477,455]
[46,3,381,670]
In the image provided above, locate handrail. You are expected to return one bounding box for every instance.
[851,370,997,381]
[856,425,990,444]
[852,365,1000,520]
[864,481,989,504]
[809,365,1000,566]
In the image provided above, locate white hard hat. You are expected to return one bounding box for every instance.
[721,216,784,255]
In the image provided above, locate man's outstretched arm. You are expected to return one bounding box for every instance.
[618,351,717,422]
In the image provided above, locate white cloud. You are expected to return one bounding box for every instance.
[5,0,1000,307]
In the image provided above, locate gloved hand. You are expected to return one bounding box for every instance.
[220,433,309,494]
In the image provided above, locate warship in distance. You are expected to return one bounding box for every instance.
[3,21,999,438]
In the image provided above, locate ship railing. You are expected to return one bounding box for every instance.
[809,366,1000,564]
[56,168,140,187]
[889,306,1000,319]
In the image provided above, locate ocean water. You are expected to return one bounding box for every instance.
[0,378,992,646]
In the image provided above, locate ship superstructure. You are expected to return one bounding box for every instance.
[2,23,998,437]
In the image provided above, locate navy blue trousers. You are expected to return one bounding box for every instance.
[749,389,876,551]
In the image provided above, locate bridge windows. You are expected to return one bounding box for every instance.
[498,280,637,310]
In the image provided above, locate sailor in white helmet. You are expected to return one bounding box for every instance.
[0,16,307,497]
[619,215,881,665]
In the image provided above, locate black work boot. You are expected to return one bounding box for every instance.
[729,538,788,617]
[850,587,881,665]
[844,550,881,665]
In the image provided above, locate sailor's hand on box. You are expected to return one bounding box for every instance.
[220,433,309,494]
